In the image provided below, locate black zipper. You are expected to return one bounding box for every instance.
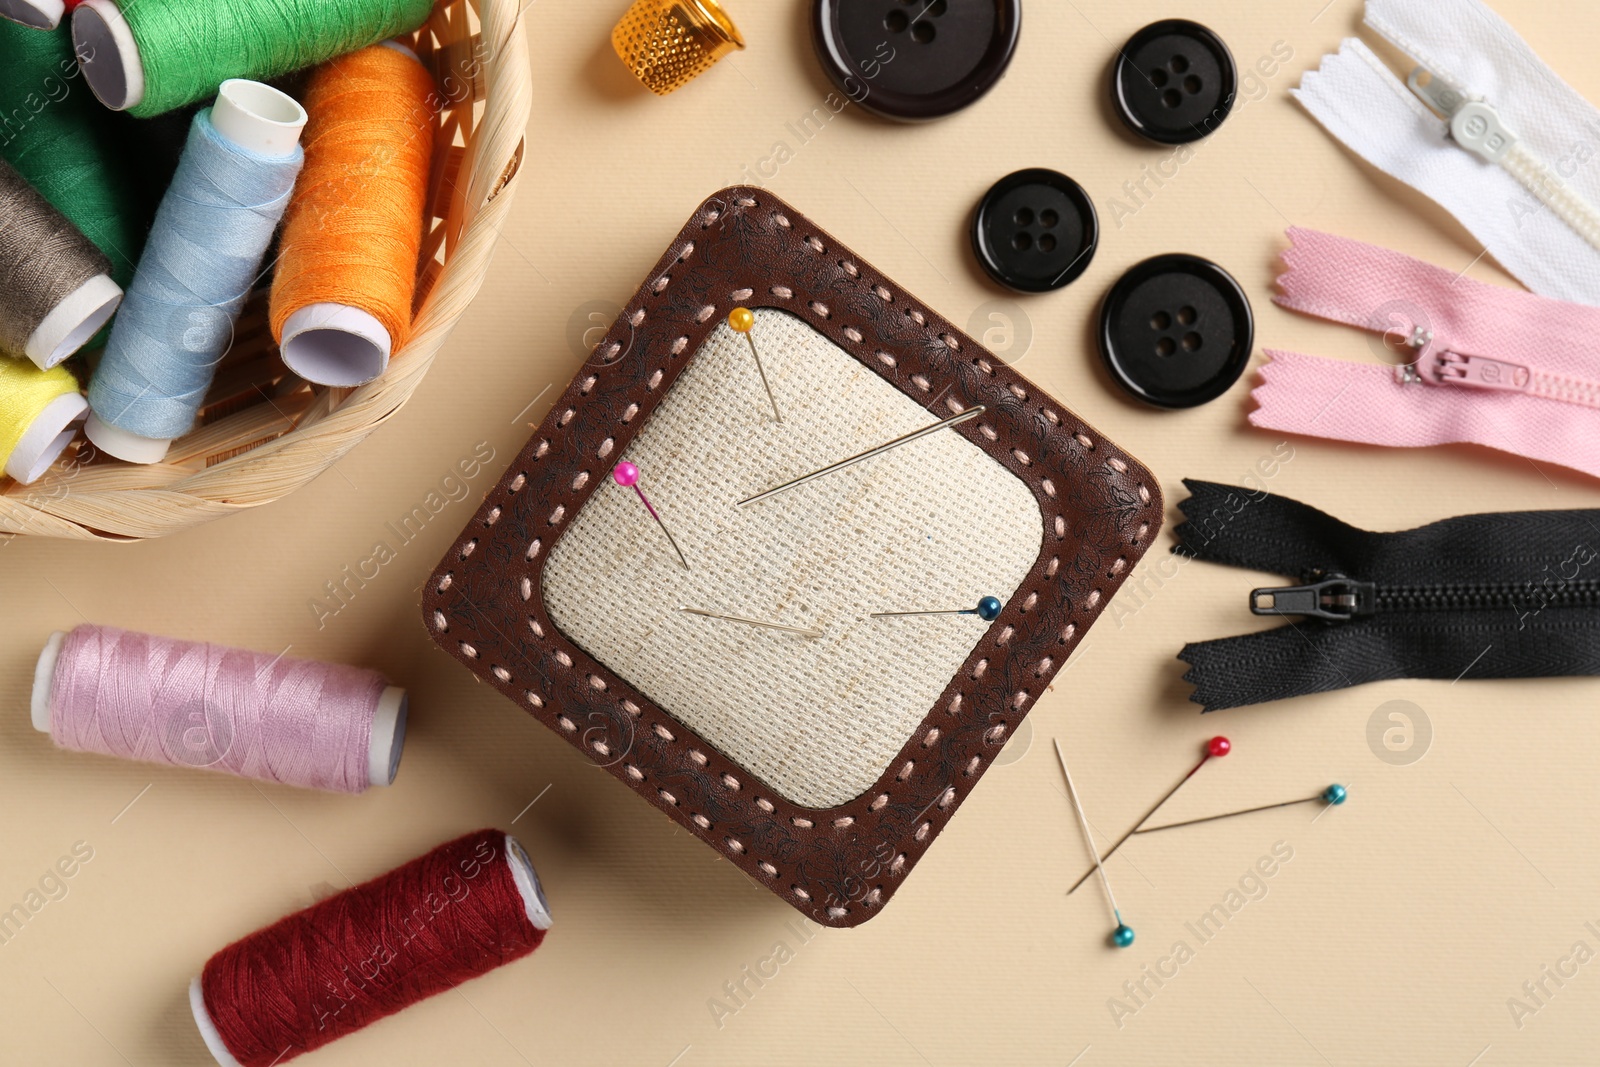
[1249,575,1600,621]
[1173,480,1600,711]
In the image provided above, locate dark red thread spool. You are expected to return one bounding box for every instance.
[191,829,551,1066]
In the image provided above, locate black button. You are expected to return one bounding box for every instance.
[1111,20,1236,145]
[971,169,1098,293]
[812,0,1021,122]
[1097,254,1253,408]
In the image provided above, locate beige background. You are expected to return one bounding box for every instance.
[4,0,1600,1063]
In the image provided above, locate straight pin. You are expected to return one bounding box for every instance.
[872,596,1003,621]
[1054,738,1134,948]
[728,308,782,423]
[679,607,822,638]
[738,406,985,506]
[613,462,690,571]
[1066,736,1231,894]
[1135,783,1348,834]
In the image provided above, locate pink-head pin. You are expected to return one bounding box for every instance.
[612,461,688,570]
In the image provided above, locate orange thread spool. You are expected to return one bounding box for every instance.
[269,43,436,387]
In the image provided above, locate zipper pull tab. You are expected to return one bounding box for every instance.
[1406,65,1467,116]
[1250,577,1376,621]
[1406,66,1518,163]
[1425,352,1532,391]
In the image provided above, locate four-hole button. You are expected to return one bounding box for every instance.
[971,168,1098,293]
[1098,253,1254,408]
[1111,19,1238,145]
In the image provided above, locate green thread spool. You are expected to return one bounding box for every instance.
[72,0,436,118]
[0,19,148,287]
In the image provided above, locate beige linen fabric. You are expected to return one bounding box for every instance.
[543,310,1044,808]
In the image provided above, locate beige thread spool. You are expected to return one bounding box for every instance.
[611,0,744,95]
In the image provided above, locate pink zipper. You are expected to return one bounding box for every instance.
[1251,228,1600,478]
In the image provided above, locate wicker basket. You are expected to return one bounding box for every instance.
[0,0,532,541]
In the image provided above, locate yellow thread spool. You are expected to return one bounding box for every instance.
[611,0,744,95]
[0,359,86,484]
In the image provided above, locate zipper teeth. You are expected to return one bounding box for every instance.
[1500,147,1600,253]
[1377,580,1600,611]
[1528,368,1600,407]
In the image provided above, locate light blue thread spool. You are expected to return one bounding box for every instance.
[86,79,304,464]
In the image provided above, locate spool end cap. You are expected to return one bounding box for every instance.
[188,977,243,1067]
[5,392,87,484]
[72,0,144,111]
[504,834,553,931]
[26,274,123,370]
[83,412,171,465]
[31,632,67,734]
[369,687,408,787]
[280,304,392,387]
[212,79,307,157]
[0,0,65,30]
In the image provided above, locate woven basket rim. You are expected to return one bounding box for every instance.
[0,0,533,542]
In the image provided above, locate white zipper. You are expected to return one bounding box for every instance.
[1294,0,1600,306]
[1404,64,1600,251]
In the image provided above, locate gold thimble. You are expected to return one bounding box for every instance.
[612,0,746,95]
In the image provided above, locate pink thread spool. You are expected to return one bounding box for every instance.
[31,625,407,793]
